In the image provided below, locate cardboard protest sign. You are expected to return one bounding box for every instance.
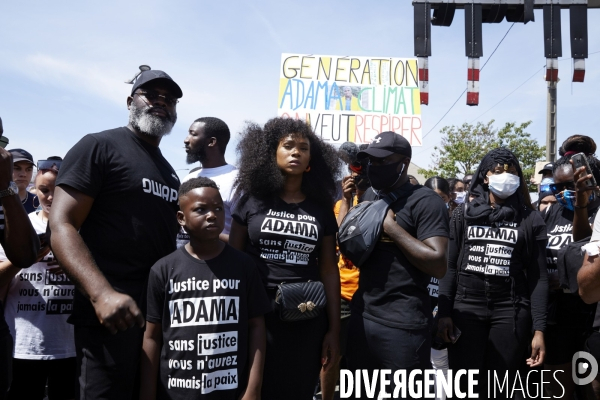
[278,53,422,146]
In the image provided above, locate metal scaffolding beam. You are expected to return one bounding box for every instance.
[412,0,596,7]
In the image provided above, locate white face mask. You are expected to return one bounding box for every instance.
[454,191,467,204]
[488,173,521,199]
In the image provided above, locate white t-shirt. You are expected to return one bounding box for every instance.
[179,164,238,244]
[593,213,600,242]
[2,211,75,360]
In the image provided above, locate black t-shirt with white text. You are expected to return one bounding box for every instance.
[543,203,597,326]
[56,127,180,325]
[232,196,338,289]
[457,212,546,278]
[146,245,271,400]
[352,184,450,329]
[428,277,440,311]
[544,203,597,273]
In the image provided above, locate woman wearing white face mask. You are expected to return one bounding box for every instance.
[448,178,467,214]
[437,148,548,399]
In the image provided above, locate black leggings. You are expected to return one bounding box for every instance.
[262,310,328,400]
[447,278,532,400]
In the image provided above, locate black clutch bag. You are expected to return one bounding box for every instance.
[275,281,327,321]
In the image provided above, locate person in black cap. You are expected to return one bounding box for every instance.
[7,148,36,213]
[343,131,449,398]
[0,118,40,399]
[537,183,556,212]
[49,69,182,400]
[538,162,554,181]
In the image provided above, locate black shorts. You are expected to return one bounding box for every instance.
[74,325,143,400]
[8,358,75,400]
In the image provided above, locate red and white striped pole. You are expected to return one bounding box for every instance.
[546,58,559,82]
[418,57,429,105]
[573,58,585,82]
[467,57,480,106]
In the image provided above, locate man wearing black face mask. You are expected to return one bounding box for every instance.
[345,131,449,398]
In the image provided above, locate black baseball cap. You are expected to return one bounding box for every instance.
[8,149,34,166]
[538,162,553,174]
[131,70,183,98]
[357,131,412,160]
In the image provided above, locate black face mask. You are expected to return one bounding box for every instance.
[367,161,404,191]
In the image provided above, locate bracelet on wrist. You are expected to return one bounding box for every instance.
[574,203,588,209]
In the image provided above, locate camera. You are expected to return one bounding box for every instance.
[349,162,370,192]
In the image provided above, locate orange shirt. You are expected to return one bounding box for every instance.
[334,198,360,301]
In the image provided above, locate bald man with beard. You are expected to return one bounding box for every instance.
[49,70,182,400]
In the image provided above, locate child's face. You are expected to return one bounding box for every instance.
[178,187,225,240]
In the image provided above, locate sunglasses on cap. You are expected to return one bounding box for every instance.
[549,181,576,194]
[37,160,61,172]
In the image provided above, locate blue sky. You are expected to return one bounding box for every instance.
[1,1,599,179]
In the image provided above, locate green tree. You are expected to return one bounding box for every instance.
[495,121,545,188]
[418,120,545,191]
[418,121,497,179]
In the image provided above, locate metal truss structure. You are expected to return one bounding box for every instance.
[413,0,596,106]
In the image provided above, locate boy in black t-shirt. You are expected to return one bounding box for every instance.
[140,177,270,400]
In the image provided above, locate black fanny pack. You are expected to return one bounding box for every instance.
[338,185,414,267]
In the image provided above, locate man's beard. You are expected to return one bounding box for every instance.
[186,145,206,165]
[129,102,177,137]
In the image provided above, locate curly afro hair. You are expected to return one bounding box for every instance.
[234,117,341,209]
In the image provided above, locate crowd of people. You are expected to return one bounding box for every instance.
[1,68,600,400]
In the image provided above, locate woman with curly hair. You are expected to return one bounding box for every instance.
[437,148,548,399]
[230,117,341,400]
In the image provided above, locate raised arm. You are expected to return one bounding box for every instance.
[336,176,355,226]
[0,148,39,268]
[49,184,144,333]
[572,165,596,241]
